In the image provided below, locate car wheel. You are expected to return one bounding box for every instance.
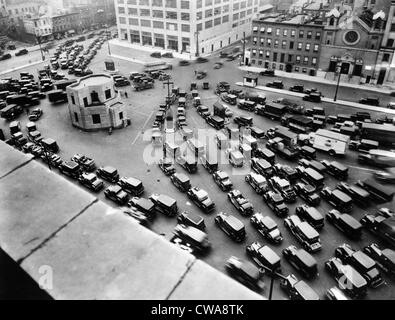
[328,149,336,156]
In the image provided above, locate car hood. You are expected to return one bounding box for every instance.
[118,191,128,199]
[277,203,288,212]
[366,268,380,280]
[202,198,213,207]
[268,229,282,240]
[309,193,320,201]
[92,179,103,187]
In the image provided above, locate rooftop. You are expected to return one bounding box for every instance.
[70,74,112,90]
[255,14,322,26]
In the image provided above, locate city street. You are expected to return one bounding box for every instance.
[1,39,395,300]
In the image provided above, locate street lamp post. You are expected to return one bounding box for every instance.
[334,61,342,102]
[36,34,45,61]
[195,31,200,57]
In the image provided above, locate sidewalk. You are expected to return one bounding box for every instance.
[239,66,395,94]
[0,58,49,76]
[235,81,395,115]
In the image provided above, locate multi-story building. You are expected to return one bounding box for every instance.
[52,12,80,37]
[0,0,8,35]
[23,15,53,41]
[319,7,387,84]
[248,13,324,75]
[67,0,116,29]
[67,74,128,131]
[114,0,267,58]
[4,0,43,25]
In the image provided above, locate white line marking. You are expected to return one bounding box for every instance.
[131,110,154,145]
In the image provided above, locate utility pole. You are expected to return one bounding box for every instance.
[36,34,45,61]
[195,31,200,57]
[240,31,246,66]
[163,78,174,108]
[334,62,342,102]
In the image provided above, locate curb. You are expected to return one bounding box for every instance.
[0,59,49,76]
[239,66,394,94]
[235,82,395,115]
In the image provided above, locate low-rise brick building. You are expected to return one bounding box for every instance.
[67,74,128,131]
[249,13,324,75]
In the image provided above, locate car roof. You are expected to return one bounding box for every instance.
[134,198,154,210]
[296,249,317,268]
[340,214,362,229]
[332,189,352,202]
[225,215,244,231]
[258,246,280,265]
[103,166,117,174]
[382,249,395,265]
[123,177,142,186]
[294,281,319,300]
[240,261,260,279]
[261,216,276,229]
[158,194,176,206]
[174,173,190,183]
[298,222,319,239]
[216,171,229,179]
[352,251,375,269]
[305,207,323,220]
[272,193,283,202]
[183,211,203,224]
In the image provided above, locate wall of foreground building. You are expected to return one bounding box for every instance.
[0,142,264,300]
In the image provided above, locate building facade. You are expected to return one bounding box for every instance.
[23,15,53,41]
[52,12,80,37]
[67,74,128,131]
[319,7,387,84]
[249,13,324,74]
[114,0,267,58]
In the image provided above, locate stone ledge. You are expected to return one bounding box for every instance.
[0,142,34,179]
[0,142,264,300]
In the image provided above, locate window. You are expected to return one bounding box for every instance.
[233,13,239,20]
[197,23,202,31]
[166,22,177,30]
[303,56,308,64]
[139,0,149,4]
[387,39,394,47]
[289,41,294,49]
[296,55,301,63]
[166,0,177,8]
[312,57,317,66]
[280,53,284,63]
[273,52,277,61]
[205,0,212,5]
[302,68,307,73]
[118,7,125,14]
[105,89,111,99]
[383,54,390,62]
[282,40,286,48]
[92,114,101,124]
[291,29,295,37]
[276,28,280,36]
[252,49,257,56]
[266,50,270,58]
[390,24,395,32]
[253,37,257,44]
[166,11,177,19]
[288,54,293,62]
[214,17,221,26]
[274,39,279,47]
[305,43,310,51]
[307,31,312,39]
[205,20,213,29]
[128,8,138,15]
[141,20,151,27]
[153,21,164,28]
[214,7,221,15]
[181,24,190,32]
[71,95,75,104]
[253,26,258,32]
[283,29,287,36]
[181,12,190,20]
[197,12,203,20]
[140,9,150,16]
[259,50,263,58]
[272,63,276,69]
[260,37,264,45]
[260,26,265,33]
[181,0,190,9]
[267,27,272,34]
[297,42,302,50]
[206,9,213,18]
[222,15,229,23]
[313,44,319,52]
[315,32,321,40]
[299,30,304,38]
[266,38,271,46]
[129,18,139,25]
[119,112,124,120]
[295,66,299,72]
[74,112,78,122]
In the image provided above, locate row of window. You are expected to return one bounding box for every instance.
[74,112,124,125]
[250,61,313,73]
[8,6,38,15]
[251,50,317,65]
[252,25,322,40]
[252,38,320,51]
[117,0,257,9]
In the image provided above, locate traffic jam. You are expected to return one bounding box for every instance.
[1,44,395,300]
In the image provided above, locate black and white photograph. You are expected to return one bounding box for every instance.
[0,0,395,306]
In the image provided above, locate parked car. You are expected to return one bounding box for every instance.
[335,243,384,288]
[280,274,319,300]
[320,187,353,213]
[326,209,362,239]
[321,160,348,180]
[266,80,284,89]
[284,215,322,253]
[250,213,283,243]
[78,172,104,192]
[233,115,253,127]
[96,166,119,183]
[173,224,211,254]
[104,185,129,205]
[187,187,215,213]
[58,161,81,179]
[272,163,298,183]
[121,207,149,227]
[294,182,321,206]
[225,256,265,292]
[212,170,233,191]
[177,211,205,230]
[215,212,246,242]
[158,157,176,176]
[268,176,296,203]
[117,176,144,196]
[71,153,96,171]
[363,243,395,277]
[128,197,156,219]
[326,287,349,300]
[295,205,324,230]
[282,245,318,279]
[336,182,370,207]
[227,189,254,216]
[263,191,289,217]
[245,172,269,195]
[246,242,281,273]
[28,108,43,121]
[325,257,368,298]
[40,152,62,168]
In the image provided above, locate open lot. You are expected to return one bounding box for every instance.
[1,41,394,300]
